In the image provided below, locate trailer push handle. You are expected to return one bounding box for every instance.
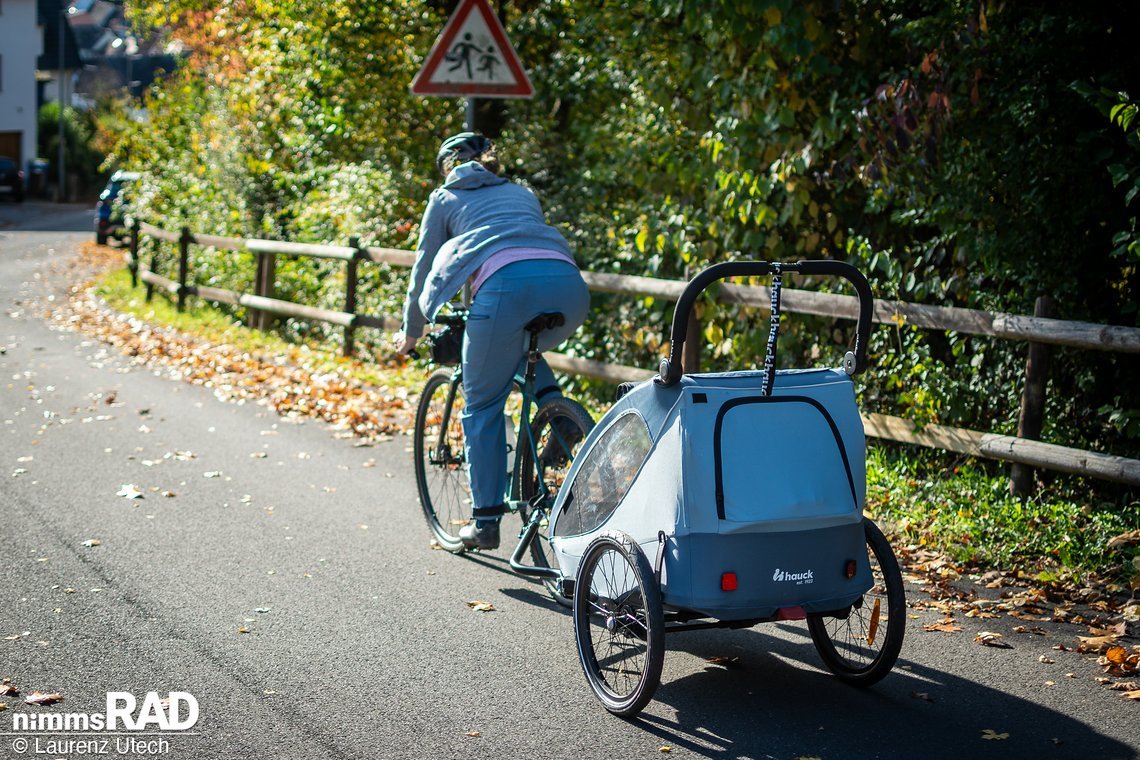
[654,260,874,388]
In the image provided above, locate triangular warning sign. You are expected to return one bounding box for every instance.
[410,0,534,99]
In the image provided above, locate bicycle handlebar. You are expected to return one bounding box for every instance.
[654,260,874,388]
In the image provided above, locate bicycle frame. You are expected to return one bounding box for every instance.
[427,333,564,580]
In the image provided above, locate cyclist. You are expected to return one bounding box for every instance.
[396,132,590,550]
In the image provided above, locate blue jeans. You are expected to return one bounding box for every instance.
[460,259,590,514]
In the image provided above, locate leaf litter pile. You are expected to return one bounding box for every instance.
[41,245,415,440]
[903,547,1140,701]
[30,246,1140,704]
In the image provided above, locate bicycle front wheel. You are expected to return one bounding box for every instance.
[518,397,594,604]
[807,518,905,685]
[413,368,471,553]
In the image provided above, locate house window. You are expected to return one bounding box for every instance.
[555,411,653,537]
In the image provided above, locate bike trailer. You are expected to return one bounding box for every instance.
[549,261,875,621]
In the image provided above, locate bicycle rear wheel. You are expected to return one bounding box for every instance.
[807,518,905,685]
[518,397,594,605]
[413,368,471,553]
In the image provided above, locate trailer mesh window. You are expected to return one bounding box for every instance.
[556,411,652,536]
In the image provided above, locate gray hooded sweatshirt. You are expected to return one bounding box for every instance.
[402,161,573,339]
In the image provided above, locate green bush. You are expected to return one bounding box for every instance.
[38,102,104,196]
[866,444,1140,584]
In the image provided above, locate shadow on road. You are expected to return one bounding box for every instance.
[498,585,568,614]
[457,550,573,613]
[487,562,1132,757]
[466,541,1131,758]
[0,201,93,233]
[624,624,1132,759]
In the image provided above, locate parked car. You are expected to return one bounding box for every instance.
[0,157,25,202]
[95,170,141,244]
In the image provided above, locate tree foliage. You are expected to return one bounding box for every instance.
[109,0,1140,460]
[38,102,105,195]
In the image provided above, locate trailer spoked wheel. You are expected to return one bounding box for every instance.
[808,518,905,685]
[573,531,664,717]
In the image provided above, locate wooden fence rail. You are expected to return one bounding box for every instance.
[125,219,1140,488]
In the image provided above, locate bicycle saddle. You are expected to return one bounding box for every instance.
[525,312,565,333]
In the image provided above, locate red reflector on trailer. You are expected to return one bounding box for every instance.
[721,572,737,591]
[845,559,858,579]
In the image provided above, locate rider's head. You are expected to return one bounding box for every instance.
[436,132,499,177]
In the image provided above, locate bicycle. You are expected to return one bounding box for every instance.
[412,307,595,604]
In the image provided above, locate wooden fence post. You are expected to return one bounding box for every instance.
[1010,295,1057,497]
[128,219,140,288]
[177,226,191,312]
[343,235,360,358]
[251,250,276,330]
[145,235,159,303]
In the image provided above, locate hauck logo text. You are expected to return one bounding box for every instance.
[772,568,814,584]
[7,692,197,757]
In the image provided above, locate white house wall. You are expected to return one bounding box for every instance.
[0,0,44,165]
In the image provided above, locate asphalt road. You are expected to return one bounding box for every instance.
[1,203,1136,760]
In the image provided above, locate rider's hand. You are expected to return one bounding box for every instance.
[394,332,419,356]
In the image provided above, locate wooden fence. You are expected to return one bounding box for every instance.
[125,219,1140,490]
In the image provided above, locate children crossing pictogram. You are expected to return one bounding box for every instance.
[410,0,534,98]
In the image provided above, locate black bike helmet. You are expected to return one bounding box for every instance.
[436,132,492,175]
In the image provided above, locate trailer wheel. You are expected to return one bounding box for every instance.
[573,531,664,717]
[808,518,905,685]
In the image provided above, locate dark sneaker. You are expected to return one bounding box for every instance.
[539,417,584,468]
[459,520,500,550]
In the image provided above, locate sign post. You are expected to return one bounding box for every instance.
[410,0,534,130]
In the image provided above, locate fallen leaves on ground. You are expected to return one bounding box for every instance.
[1106,681,1139,691]
[116,484,143,499]
[980,729,1009,741]
[1077,635,1120,654]
[42,251,415,441]
[24,692,64,706]
[466,600,496,613]
[1099,645,1139,678]
[1012,625,1047,636]
[923,617,962,633]
[901,547,1130,624]
[975,631,1011,649]
[897,542,1140,688]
